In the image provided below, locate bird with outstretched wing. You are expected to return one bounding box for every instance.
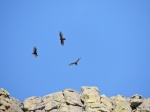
[32,47,38,57]
[59,31,66,45]
[69,58,81,66]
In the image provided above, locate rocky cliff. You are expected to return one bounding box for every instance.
[0,87,150,112]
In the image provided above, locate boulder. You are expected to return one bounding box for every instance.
[44,100,60,111]
[8,97,23,112]
[0,96,10,108]
[0,88,10,111]
[63,89,83,106]
[0,88,10,97]
[130,94,143,108]
[100,95,113,111]
[42,91,65,111]
[80,86,100,104]
[22,96,42,111]
[133,98,150,112]
[42,94,53,104]
[111,95,132,112]
[85,103,110,112]
[58,103,69,112]
[53,91,65,103]
[42,91,65,104]
[68,105,83,112]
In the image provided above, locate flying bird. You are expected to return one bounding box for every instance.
[59,31,66,45]
[32,47,38,57]
[69,58,81,66]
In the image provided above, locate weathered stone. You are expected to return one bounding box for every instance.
[53,92,65,103]
[130,94,143,108]
[42,91,65,104]
[0,95,10,108]
[0,88,10,97]
[58,103,69,112]
[133,98,150,112]
[42,92,65,111]
[8,97,23,112]
[35,110,41,112]
[1,87,150,112]
[68,105,83,112]
[44,100,60,111]
[100,95,113,111]
[50,109,58,112]
[111,95,126,104]
[81,86,100,104]
[113,101,132,112]
[111,95,132,112]
[42,94,53,104]
[23,96,42,110]
[87,102,101,108]
[0,105,5,111]
[85,103,110,112]
[0,110,4,112]
[63,89,83,106]
[35,109,45,112]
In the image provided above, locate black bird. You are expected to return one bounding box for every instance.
[59,31,66,45]
[32,47,38,57]
[69,58,81,66]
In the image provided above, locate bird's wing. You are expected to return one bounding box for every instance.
[61,39,64,45]
[69,62,75,66]
[76,58,81,62]
[33,47,37,53]
[59,32,63,39]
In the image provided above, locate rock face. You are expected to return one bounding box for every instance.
[0,87,150,112]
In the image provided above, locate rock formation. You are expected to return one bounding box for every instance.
[0,87,150,112]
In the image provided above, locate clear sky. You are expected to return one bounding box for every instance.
[0,0,150,102]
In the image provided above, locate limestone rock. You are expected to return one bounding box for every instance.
[63,89,83,106]
[42,94,53,104]
[80,86,100,104]
[68,105,83,112]
[0,105,5,111]
[85,103,110,112]
[100,95,113,111]
[8,97,23,112]
[42,91,65,111]
[80,86,111,112]
[50,109,58,112]
[58,103,69,112]
[111,95,132,112]
[44,100,60,111]
[42,91,65,104]
[35,109,45,112]
[0,96,10,108]
[23,96,42,111]
[0,88,10,111]
[133,98,150,112]
[53,92,65,103]
[0,88,10,97]
[0,87,150,112]
[130,94,143,109]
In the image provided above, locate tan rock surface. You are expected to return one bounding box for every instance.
[0,87,150,112]
[23,96,42,110]
[81,86,100,104]
[100,95,113,111]
[63,89,83,106]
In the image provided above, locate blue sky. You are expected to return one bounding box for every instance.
[0,0,150,102]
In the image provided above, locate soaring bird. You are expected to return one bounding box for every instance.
[59,31,66,45]
[32,47,38,57]
[69,58,81,66]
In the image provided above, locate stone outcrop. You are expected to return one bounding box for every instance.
[0,87,150,112]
